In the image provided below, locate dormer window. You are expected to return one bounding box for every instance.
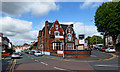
[54,31,60,36]
[69,28,70,32]
[67,33,71,41]
[55,25,58,30]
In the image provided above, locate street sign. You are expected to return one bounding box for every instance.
[78,39,84,44]
[78,34,84,40]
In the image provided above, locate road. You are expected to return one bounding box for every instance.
[15,53,93,71]
[2,50,120,72]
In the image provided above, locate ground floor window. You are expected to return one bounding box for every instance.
[67,43,74,50]
[53,43,62,50]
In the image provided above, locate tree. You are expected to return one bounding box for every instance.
[94,2,120,49]
[85,36,91,45]
[29,45,33,50]
[85,35,103,45]
[23,43,28,46]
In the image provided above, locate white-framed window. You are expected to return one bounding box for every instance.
[0,37,2,43]
[67,33,71,41]
[63,32,64,35]
[55,24,58,30]
[67,43,73,50]
[54,31,60,36]
[68,28,70,32]
[53,43,61,50]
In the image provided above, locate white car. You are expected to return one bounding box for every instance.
[34,51,42,56]
[105,47,116,53]
[11,52,20,59]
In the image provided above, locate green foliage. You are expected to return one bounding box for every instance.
[29,45,33,50]
[94,2,120,49]
[95,2,120,35]
[85,35,103,45]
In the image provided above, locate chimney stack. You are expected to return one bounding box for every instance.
[0,33,3,37]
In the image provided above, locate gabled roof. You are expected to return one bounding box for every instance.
[40,21,76,35]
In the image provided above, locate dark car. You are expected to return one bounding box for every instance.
[93,47,99,50]
[29,51,35,55]
[24,51,29,54]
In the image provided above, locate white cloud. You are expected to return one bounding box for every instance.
[80,2,101,9]
[1,2,59,16]
[80,0,112,9]
[60,22,102,38]
[0,17,39,45]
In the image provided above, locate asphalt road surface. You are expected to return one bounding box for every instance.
[2,50,120,72]
[15,53,93,71]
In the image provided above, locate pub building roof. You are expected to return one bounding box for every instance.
[39,20,75,37]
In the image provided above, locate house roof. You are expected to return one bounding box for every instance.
[40,21,76,36]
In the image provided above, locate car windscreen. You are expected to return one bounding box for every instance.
[110,48,114,49]
[36,51,40,53]
[13,53,19,55]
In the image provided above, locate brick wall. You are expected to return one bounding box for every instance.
[50,50,90,58]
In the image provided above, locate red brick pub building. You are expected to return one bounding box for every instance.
[37,20,90,58]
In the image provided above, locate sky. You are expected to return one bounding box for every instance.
[0,0,112,45]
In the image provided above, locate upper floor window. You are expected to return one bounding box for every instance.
[67,33,71,41]
[68,28,70,32]
[55,25,58,30]
[54,31,60,36]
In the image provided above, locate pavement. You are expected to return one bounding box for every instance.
[111,52,120,56]
[1,55,13,72]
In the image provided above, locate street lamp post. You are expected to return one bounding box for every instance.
[63,34,65,59]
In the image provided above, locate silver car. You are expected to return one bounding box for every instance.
[11,52,20,59]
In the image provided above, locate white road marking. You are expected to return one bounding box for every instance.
[91,55,97,57]
[95,64,120,67]
[35,60,39,62]
[54,67,66,70]
[41,62,48,66]
[31,58,34,59]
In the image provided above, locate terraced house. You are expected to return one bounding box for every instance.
[37,20,90,57]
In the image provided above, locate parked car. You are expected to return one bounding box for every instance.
[29,51,35,55]
[100,47,106,52]
[17,52,22,56]
[34,51,42,56]
[11,52,20,59]
[93,47,99,50]
[105,47,116,53]
[24,51,29,54]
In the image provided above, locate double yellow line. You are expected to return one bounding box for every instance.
[9,59,16,72]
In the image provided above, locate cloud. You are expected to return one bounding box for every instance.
[1,2,59,16]
[60,22,102,38]
[80,0,112,9]
[80,2,101,9]
[0,17,39,45]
